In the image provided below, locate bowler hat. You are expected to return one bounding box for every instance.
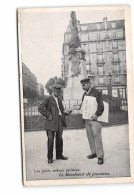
[80,78,90,84]
[49,84,62,92]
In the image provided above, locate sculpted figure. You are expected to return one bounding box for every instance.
[68,11,81,49]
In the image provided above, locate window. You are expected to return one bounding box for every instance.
[119,89,123,98]
[99,77,104,85]
[113,64,120,73]
[90,33,97,40]
[102,90,108,95]
[90,43,96,52]
[118,40,125,50]
[123,89,126,99]
[113,41,118,48]
[96,42,103,51]
[96,24,101,30]
[116,31,123,38]
[98,67,104,75]
[100,32,106,39]
[97,54,103,62]
[112,89,118,97]
[97,33,100,40]
[107,31,113,38]
[114,65,120,73]
[113,32,116,38]
[81,43,89,52]
[81,25,88,31]
[80,34,88,41]
[113,53,119,62]
[84,44,88,52]
[86,64,90,71]
[111,23,116,28]
[114,76,120,83]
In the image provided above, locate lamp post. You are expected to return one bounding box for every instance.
[108,73,112,97]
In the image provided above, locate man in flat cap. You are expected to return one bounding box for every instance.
[80,78,104,165]
[38,84,70,164]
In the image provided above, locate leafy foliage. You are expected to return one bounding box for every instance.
[45,76,65,95]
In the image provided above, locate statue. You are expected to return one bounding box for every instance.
[68,55,81,77]
[64,11,87,103]
[68,11,81,49]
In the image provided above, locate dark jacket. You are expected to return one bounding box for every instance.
[82,88,104,117]
[38,95,66,131]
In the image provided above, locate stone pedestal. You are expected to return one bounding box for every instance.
[64,74,84,101]
[63,48,87,111]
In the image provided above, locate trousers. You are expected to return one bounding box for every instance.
[85,120,104,158]
[46,116,63,160]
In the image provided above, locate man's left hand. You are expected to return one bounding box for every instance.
[90,114,98,121]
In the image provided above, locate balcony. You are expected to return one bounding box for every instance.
[112,46,118,50]
[96,59,105,66]
[114,81,120,85]
[87,70,95,77]
[112,70,121,74]
[111,59,121,64]
[98,82,105,86]
[97,69,105,75]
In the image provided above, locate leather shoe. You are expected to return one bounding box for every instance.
[98,158,104,165]
[87,154,97,159]
[48,159,53,164]
[56,155,68,160]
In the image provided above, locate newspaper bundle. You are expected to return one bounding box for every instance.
[80,96,109,123]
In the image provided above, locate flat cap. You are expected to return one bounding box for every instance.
[80,78,90,84]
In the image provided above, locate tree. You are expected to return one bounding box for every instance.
[45,76,65,99]
[45,77,65,93]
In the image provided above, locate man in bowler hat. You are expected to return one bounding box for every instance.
[38,84,70,164]
[80,78,104,165]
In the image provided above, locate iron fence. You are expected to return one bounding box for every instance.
[23,98,128,131]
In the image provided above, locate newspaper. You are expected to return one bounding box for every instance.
[80,96,109,123]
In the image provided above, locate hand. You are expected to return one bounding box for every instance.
[64,109,72,116]
[73,105,80,110]
[90,114,98,121]
[47,115,53,121]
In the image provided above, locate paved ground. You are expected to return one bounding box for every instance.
[24,124,130,181]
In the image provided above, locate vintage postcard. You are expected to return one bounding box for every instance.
[17,6,134,186]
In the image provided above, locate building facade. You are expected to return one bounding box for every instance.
[62,17,127,99]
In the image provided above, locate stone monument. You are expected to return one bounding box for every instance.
[63,11,87,110]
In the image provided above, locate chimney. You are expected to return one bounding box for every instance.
[103,17,107,30]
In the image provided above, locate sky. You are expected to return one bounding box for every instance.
[20,8,125,89]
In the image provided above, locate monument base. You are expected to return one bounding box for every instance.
[64,76,84,101]
[63,48,87,113]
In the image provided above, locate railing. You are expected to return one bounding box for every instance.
[96,59,105,66]
[111,59,121,64]
[112,70,121,74]
[112,46,118,50]
[23,98,128,131]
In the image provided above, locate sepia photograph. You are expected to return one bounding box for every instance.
[17,6,134,186]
